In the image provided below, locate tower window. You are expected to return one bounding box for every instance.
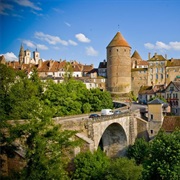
[117,49,118,52]
[124,49,126,52]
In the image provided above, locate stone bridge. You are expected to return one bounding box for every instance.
[54,111,148,157]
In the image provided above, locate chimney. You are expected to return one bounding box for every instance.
[155,53,157,58]
[165,54,167,59]
[148,52,151,60]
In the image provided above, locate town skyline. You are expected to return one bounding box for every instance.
[1,0,180,68]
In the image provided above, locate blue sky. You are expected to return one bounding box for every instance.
[1,0,180,68]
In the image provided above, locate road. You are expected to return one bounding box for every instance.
[54,101,147,122]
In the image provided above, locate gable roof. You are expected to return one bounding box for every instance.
[148,98,165,105]
[165,81,180,91]
[107,32,131,48]
[161,116,180,132]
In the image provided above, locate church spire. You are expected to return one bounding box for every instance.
[19,43,24,64]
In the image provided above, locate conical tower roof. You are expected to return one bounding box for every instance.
[19,44,24,56]
[131,50,142,60]
[107,32,131,48]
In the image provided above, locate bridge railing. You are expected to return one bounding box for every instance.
[87,111,131,122]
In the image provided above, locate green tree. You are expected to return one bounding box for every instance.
[2,103,79,180]
[72,149,110,180]
[127,138,150,165]
[143,130,180,180]
[105,158,143,180]
[0,64,16,120]
[89,89,113,112]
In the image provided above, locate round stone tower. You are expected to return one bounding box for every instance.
[107,32,131,94]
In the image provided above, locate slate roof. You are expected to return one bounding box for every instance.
[107,32,131,48]
[161,116,180,132]
[98,60,107,68]
[148,98,165,105]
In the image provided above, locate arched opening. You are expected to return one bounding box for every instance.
[98,123,127,157]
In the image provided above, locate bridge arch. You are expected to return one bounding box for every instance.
[97,122,128,157]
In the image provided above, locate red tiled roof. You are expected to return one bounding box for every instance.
[131,50,142,60]
[107,32,131,48]
[137,61,148,65]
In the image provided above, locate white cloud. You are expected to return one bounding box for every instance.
[0,52,18,61]
[22,39,48,50]
[169,41,180,50]
[75,33,91,43]
[53,46,60,50]
[144,41,180,51]
[68,40,77,46]
[35,32,68,46]
[37,44,48,50]
[85,46,98,56]
[65,22,71,27]
[14,0,42,11]
[144,43,155,49]
[155,41,170,50]
[0,3,13,15]
[23,40,35,48]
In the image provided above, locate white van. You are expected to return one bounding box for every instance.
[101,109,113,116]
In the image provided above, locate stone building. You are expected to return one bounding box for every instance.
[166,59,180,85]
[19,44,40,65]
[147,53,167,86]
[106,32,131,95]
[131,50,148,96]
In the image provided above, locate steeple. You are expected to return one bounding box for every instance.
[107,32,131,48]
[19,44,24,64]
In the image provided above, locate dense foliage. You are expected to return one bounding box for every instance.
[143,130,180,180]
[71,150,142,180]
[128,130,180,180]
[105,158,143,180]
[127,137,150,165]
[0,64,113,120]
[0,64,113,179]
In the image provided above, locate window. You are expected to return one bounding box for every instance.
[151,130,153,134]
[156,68,158,73]
[161,74,163,79]
[156,74,158,79]
[150,114,153,120]
[170,87,174,92]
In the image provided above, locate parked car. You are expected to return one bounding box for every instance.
[101,109,113,116]
[113,110,122,115]
[89,114,100,118]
